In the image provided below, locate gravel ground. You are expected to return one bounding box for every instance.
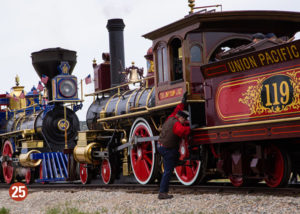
[1,189,300,214]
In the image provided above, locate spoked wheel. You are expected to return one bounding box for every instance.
[2,140,15,184]
[264,144,291,188]
[79,163,91,185]
[101,158,115,184]
[25,168,33,184]
[174,140,202,185]
[229,175,244,187]
[39,164,47,184]
[130,118,159,184]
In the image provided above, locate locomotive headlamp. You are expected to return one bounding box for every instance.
[52,75,79,101]
[59,79,77,98]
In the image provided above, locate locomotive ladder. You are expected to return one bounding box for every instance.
[31,152,68,182]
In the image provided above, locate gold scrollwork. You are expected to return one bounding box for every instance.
[239,72,300,115]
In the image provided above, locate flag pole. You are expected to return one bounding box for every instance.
[64,105,68,149]
[81,79,83,101]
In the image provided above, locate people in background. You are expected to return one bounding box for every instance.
[252,33,266,43]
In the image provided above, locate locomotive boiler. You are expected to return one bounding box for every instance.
[0,48,81,184]
[74,3,300,188]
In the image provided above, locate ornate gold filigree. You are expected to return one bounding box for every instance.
[239,71,300,115]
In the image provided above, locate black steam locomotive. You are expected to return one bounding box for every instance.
[0,48,81,184]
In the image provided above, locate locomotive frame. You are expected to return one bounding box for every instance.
[74,7,300,188]
[1,3,300,188]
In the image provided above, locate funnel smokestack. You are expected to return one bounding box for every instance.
[31,47,77,100]
[106,19,125,88]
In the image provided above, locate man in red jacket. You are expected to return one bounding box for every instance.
[157,93,190,200]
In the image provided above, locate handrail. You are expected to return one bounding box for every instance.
[85,76,155,97]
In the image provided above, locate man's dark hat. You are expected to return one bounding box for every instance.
[252,33,265,40]
[266,33,276,38]
[177,110,189,119]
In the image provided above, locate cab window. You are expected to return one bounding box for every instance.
[156,44,169,83]
[170,38,183,81]
[190,45,202,62]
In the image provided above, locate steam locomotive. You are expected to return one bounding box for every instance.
[0,48,82,184]
[2,3,300,189]
[74,6,300,188]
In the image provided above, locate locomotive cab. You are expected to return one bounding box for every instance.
[143,10,300,128]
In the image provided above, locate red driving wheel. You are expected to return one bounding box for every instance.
[175,140,201,185]
[79,163,91,184]
[39,163,46,184]
[2,140,15,184]
[25,168,32,184]
[101,158,114,184]
[264,144,291,188]
[229,175,244,187]
[130,119,158,184]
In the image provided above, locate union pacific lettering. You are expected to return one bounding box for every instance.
[227,44,300,73]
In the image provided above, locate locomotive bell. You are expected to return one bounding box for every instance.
[126,62,143,83]
[129,67,139,83]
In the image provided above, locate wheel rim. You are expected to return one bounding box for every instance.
[175,140,201,185]
[175,160,201,185]
[101,159,111,184]
[264,145,285,188]
[130,121,156,184]
[39,164,45,184]
[79,163,89,184]
[2,140,14,184]
[25,168,31,184]
[229,175,243,187]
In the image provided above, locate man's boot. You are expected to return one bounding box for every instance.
[158,192,173,200]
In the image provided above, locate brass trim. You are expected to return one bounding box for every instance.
[126,88,139,114]
[73,142,100,164]
[0,129,32,138]
[195,116,300,131]
[47,99,83,103]
[186,81,190,95]
[98,101,181,122]
[13,113,25,131]
[146,87,155,107]
[187,99,205,103]
[19,150,42,167]
[22,140,43,148]
[135,88,147,107]
[150,116,160,132]
[115,90,131,116]
[85,76,155,97]
[104,93,118,115]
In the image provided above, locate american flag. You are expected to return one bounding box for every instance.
[19,90,25,99]
[32,87,38,95]
[85,74,92,84]
[13,94,18,101]
[41,74,49,84]
[37,81,44,91]
[6,92,11,98]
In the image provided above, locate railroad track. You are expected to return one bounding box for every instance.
[1,182,300,196]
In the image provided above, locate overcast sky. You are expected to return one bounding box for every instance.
[1,0,300,120]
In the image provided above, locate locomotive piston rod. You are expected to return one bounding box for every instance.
[115,135,159,152]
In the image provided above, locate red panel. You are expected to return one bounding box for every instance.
[271,125,300,135]
[216,67,300,122]
[94,63,111,91]
[158,87,183,101]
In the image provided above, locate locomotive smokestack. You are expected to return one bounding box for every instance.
[31,48,77,101]
[106,19,126,88]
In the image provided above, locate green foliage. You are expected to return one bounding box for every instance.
[46,206,103,214]
[0,207,9,214]
[46,207,61,214]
